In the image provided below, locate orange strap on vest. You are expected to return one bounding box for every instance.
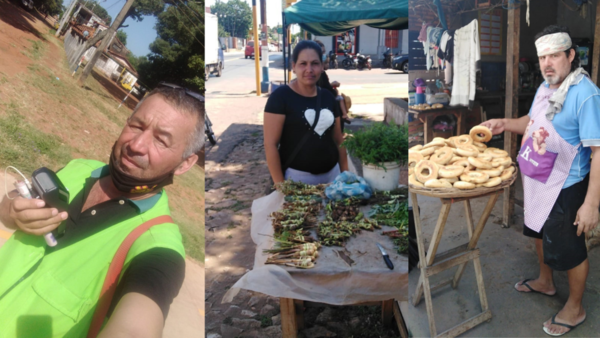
[87,215,174,338]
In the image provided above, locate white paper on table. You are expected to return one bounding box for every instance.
[222,191,409,305]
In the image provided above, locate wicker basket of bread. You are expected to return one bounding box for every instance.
[408,126,519,198]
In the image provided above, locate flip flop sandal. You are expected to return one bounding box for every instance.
[542,313,586,336]
[514,279,556,297]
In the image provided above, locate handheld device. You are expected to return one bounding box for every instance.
[14,167,69,246]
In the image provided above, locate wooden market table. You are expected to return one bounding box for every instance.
[409,171,517,338]
[409,106,471,144]
[279,298,407,338]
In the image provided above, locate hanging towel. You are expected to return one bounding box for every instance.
[427,26,445,47]
[450,20,480,107]
[418,22,430,42]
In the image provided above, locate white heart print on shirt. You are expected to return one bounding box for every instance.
[304,108,334,136]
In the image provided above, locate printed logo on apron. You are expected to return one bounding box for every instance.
[517,133,558,184]
[519,84,579,232]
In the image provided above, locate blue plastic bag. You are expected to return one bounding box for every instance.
[325,171,373,201]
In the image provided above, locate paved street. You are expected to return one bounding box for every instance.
[205,50,408,165]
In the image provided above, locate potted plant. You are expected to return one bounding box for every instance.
[343,122,408,191]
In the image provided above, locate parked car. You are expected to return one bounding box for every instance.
[268,44,278,52]
[245,41,261,59]
[21,0,34,11]
[392,53,409,73]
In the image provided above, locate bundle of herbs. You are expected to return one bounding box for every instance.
[318,200,380,247]
[368,196,409,254]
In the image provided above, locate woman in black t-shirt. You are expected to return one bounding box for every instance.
[264,40,349,186]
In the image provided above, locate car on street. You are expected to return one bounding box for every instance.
[268,44,278,52]
[245,41,261,59]
[21,0,33,10]
[392,53,409,73]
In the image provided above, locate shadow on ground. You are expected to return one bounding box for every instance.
[0,0,50,41]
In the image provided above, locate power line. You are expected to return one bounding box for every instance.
[172,6,205,49]
[105,0,124,11]
[177,0,204,22]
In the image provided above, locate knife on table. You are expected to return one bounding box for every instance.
[376,242,394,270]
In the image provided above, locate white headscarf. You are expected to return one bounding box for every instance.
[535,32,588,120]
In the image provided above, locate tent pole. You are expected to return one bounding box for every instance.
[283,13,287,84]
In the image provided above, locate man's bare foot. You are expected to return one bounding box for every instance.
[543,306,586,336]
[514,278,556,296]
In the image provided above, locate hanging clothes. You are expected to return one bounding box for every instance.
[418,22,430,42]
[450,20,480,107]
[427,26,444,47]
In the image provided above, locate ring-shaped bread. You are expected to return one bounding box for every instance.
[468,156,494,170]
[500,166,515,181]
[476,167,502,177]
[430,147,454,165]
[424,179,453,189]
[483,177,502,188]
[472,141,487,152]
[459,171,489,184]
[456,144,480,157]
[419,147,436,156]
[440,176,459,183]
[409,174,424,187]
[439,165,465,178]
[484,148,509,158]
[492,156,512,168]
[414,160,439,183]
[454,135,473,146]
[470,126,493,143]
[453,158,472,171]
[477,153,493,162]
[454,181,476,190]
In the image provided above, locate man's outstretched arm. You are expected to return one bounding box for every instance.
[98,292,164,338]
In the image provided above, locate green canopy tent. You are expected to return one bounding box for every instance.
[281,0,408,83]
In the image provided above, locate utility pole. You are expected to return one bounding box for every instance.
[252,0,261,96]
[55,0,78,37]
[284,0,295,82]
[77,0,135,87]
[260,0,269,93]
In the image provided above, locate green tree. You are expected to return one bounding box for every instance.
[210,0,251,38]
[79,0,112,25]
[137,1,205,93]
[218,22,229,38]
[117,30,127,46]
[123,0,165,27]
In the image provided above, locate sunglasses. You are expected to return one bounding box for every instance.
[158,82,205,102]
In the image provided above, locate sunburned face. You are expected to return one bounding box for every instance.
[538,49,575,88]
[292,48,322,86]
[114,94,198,180]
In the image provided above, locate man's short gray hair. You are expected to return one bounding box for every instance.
[131,86,205,159]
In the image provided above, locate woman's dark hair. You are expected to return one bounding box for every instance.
[292,40,323,63]
[534,25,580,72]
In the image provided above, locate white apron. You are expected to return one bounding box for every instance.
[517,84,580,232]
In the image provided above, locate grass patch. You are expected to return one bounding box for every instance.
[25,39,46,60]
[254,314,272,328]
[0,103,72,174]
[49,29,56,35]
[221,180,231,187]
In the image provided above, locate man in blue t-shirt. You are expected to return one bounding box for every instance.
[482,25,600,336]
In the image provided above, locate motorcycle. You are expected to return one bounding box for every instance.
[356,53,371,70]
[205,113,216,146]
[328,50,338,69]
[341,50,357,69]
[383,48,394,69]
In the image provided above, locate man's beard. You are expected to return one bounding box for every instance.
[109,143,174,194]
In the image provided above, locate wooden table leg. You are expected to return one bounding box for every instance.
[393,301,409,338]
[463,200,474,239]
[294,299,305,330]
[452,192,500,289]
[414,201,452,304]
[382,299,394,328]
[280,298,298,338]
